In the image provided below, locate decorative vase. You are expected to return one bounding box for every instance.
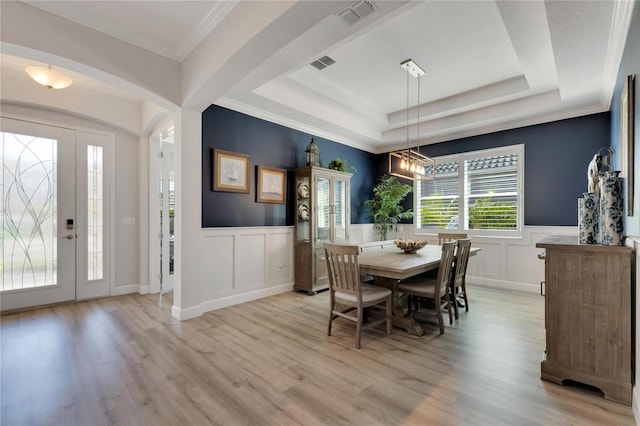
[599,171,624,246]
[578,192,599,244]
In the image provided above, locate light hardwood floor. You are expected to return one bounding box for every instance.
[1,286,635,426]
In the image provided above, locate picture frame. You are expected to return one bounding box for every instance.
[621,74,635,216]
[256,166,286,203]
[213,149,250,193]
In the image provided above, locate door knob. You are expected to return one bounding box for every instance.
[62,234,74,240]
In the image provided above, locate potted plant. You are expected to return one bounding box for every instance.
[364,174,413,240]
[327,158,356,173]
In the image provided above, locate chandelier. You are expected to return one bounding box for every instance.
[388,59,435,181]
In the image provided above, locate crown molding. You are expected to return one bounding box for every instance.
[216,96,378,153]
[175,2,239,62]
[601,0,636,107]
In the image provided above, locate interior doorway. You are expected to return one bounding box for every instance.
[150,128,175,295]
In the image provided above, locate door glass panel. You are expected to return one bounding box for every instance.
[87,145,103,280]
[316,176,330,242]
[1,132,57,290]
[334,179,347,241]
[168,177,175,275]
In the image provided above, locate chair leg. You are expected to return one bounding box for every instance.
[434,300,444,335]
[355,306,363,349]
[462,282,469,312]
[386,294,392,335]
[445,293,453,325]
[327,294,334,336]
[451,284,460,320]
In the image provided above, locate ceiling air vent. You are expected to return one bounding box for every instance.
[336,1,378,26]
[310,55,336,71]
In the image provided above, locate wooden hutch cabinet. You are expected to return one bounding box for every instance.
[294,166,351,294]
[536,235,633,405]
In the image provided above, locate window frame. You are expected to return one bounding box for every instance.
[414,144,524,239]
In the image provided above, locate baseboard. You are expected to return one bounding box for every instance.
[201,283,295,313]
[112,283,142,296]
[469,276,539,294]
[169,283,294,321]
[171,303,203,321]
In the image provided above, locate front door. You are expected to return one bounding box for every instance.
[0,118,76,311]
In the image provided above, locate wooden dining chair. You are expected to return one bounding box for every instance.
[450,238,472,319]
[438,232,468,245]
[324,243,392,349]
[398,241,456,335]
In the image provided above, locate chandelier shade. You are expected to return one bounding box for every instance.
[25,65,73,89]
[388,59,435,181]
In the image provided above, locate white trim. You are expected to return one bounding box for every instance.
[216,97,374,153]
[175,2,238,61]
[467,276,538,294]
[148,135,162,294]
[75,130,115,300]
[201,282,294,313]
[112,284,144,296]
[415,143,525,238]
[172,303,203,321]
[601,0,636,107]
[148,122,175,294]
[0,110,118,138]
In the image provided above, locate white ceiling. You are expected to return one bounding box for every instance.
[6,1,635,153]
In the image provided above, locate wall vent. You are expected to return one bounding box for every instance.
[336,1,378,26]
[310,55,336,71]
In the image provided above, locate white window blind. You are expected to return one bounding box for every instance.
[417,160,459,229]
[465,154,518,230]
[416,144,523,237]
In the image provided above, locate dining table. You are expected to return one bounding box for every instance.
[358,244,481,336]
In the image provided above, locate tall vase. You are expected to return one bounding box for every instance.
[578,192,599,244]
[599,171,624,246]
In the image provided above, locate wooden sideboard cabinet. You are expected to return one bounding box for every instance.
[536,235,633,405]
[293,166,351,294]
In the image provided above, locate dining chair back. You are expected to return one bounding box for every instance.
[324,243,392,348]
[398,241,456,334]
[438,232,468,245]
[451,238,472,319]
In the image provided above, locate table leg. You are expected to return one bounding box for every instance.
[373,276,424,336]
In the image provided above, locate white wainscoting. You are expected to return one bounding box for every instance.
[187,225,576,319]
[197,226,295,314]
[351,224,578,293]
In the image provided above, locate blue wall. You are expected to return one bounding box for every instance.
[202,105,376,227]
[400,113,611,226]
[611,3,639,236]
[203,105,610,228]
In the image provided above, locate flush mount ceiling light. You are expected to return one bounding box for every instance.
[388,59,435,181]
[25,64,73,89]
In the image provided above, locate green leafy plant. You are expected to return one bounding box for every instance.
[419,194,458,228]
[468,196,516,229]
[364,175,413,240]
[327,158,356,173]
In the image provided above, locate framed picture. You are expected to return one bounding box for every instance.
[621,75,635,216]
[256,166,286,203]
[213,149,250,193]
